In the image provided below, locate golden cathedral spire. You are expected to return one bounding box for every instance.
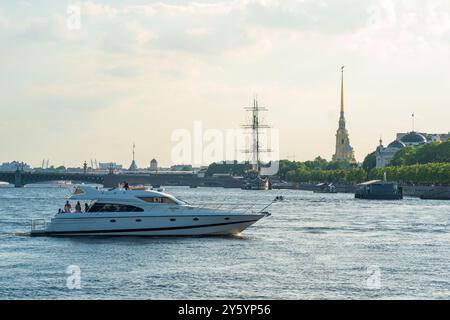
[338,65,346,130]
[341,65,345,116]
[333,65,356,163]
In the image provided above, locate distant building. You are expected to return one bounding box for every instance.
[332,66,356,163]
[149,158,158,171]
[170,164,193,172]
[128,160,138,171]
[128,143,138,171]
[196,167,208,178]
[205,161,251,177]
[0,161,32,172]
[375,131,439,168]
[98,162,123,170]
[66,167,85,173]
[396,132,450,143]
[375,139,406,168]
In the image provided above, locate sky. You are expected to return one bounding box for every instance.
[1,0,450,168]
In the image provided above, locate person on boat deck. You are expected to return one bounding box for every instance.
[84,203,89,212]
[75,201,82,213]
[64,201,72,213]
[123,182,129,190]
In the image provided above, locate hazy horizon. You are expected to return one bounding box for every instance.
[1,0,450,168]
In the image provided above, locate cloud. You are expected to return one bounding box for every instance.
[70,0,450,60]
[0,9,8,28]
[75,1,252,55]
[81,1,119,18]
[69,0,378,56]
[1,0,450,166]
[3,0,450,58]
[344,0,450,59]
[244,0,374,33]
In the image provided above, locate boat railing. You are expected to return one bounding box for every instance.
[30,219,47,231]
[187,202,268,214]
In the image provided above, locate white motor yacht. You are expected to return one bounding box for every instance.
[30,186,271,236]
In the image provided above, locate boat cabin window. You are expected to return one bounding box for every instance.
[87,203,144,213]
[138,197,177,204]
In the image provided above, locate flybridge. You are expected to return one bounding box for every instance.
[69,185,179,203]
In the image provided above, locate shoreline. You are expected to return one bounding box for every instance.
[273,183,450,198]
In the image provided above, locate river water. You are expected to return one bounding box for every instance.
[1,185,449,299]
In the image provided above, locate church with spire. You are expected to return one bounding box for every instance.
[128,143,138,171]
[332,66,356,163]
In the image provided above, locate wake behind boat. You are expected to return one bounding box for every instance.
[30,186,271,237]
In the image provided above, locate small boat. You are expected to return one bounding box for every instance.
[313,183,337,194]
[355,180,403,200]
[30,186,271,237]
[0,182,13,188]
[273,196,286,202]
[271,181,297,190]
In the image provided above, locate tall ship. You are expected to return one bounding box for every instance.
[241,97,272,191]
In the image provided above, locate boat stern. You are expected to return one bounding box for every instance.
[30,219,50,237]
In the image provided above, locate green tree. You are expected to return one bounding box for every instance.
[278,160,301,179]
[389,140,450,166]
[390,146,417,166]
[326,160,352,170]
[345,169,367,184]
[362,151,376,173]
[368,163,450,186]
[304,156,328,170]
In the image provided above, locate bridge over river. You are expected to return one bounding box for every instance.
[0,171,244,189]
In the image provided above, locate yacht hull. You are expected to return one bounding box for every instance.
[31,214,267,237]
